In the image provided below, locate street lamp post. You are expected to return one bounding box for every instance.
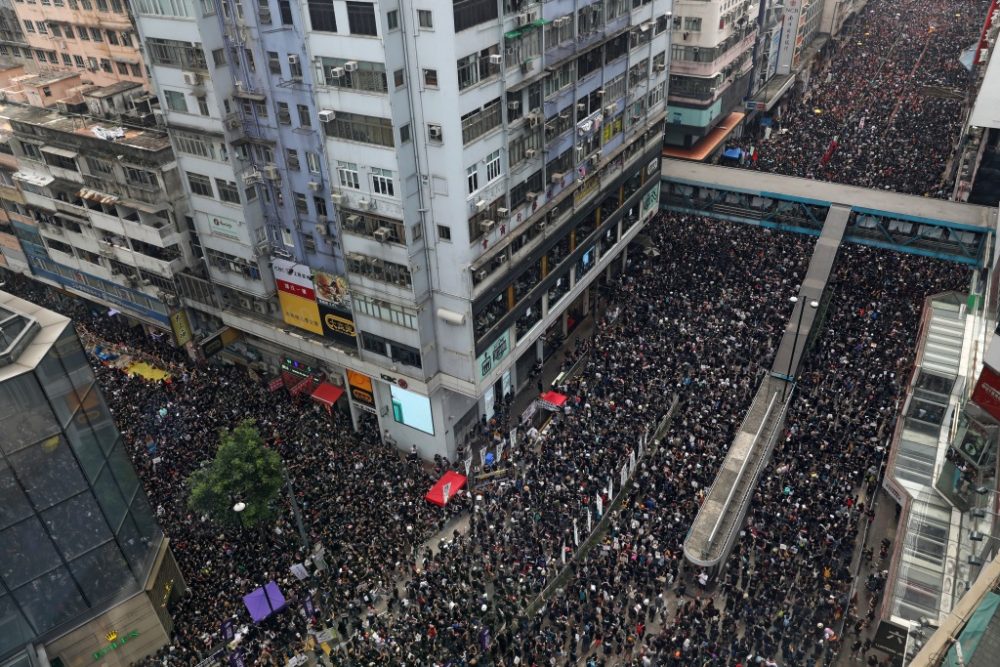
[234,501,275,614]
[782,296,819,401]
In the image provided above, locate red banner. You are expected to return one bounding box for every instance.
[268,378,285,393]
[972,364,1000,422]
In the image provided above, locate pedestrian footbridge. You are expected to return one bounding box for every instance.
[660,160,996,266]
[684,202,851,570]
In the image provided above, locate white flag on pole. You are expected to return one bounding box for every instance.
[464,456,473,477]
[573,518,579,546]
[587,507,592,533]
[561,542,566,564]
[442,482,451,506]
[497,439,505,463]
[596,495,604,516]
[619,464,628,489]
[608,478,614,501]
[629,450,637,473]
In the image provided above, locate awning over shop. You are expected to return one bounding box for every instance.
[40,145,79,159]
[310,382,344,407]
[662,111,746,161]
[12,171,53,187]
[425,470,467,507]
[539,390,569,411]
[78,188,120,204]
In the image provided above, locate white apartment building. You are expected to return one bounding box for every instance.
[666,0,757,148]
[133,0,670,458]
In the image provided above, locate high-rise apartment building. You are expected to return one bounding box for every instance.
[0,290,183,665]
[666,0,757,148]
[130,0,670,458]
[0,84,198,331]
[8,0,146,87]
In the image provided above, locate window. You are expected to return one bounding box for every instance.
[173,131,217,159]
[386,9,398,29]
[683,17,702,32]
[297,104,311,127]
[371,168,394,197]
[197,96,210,115]
[277,102,291,124]
[321,58,388,92]
[453,0,498,33]
[163,90,188,112]
[353,294,418,329]
[147,38,208,69]
[394,69,405,88]
[466,164,479,194]
[23,21,34,33]
[337,162,360,189]
[438,225,451,241]
[347,254,412,288]
[107,30,119,45]
[124,167,158,188]
[187,172,213,197]
[417,9,432,28]
[212,48,226,67]
[461,98,502,144]
[36,21,47,34]
[216,179,241,204]
[346,1,377,35]
[286,148,300,170]
[90,27,103,41]
[324,112,394,147]
[457,44,500,90]
[294,191,308,214]
[279,0,293,24]
[43,150,78,171]
[64,25,74,38]
[485,149,501,182]
[73,55,84,68]
[308,0,337,32]
[314,196,328,218]
[400,123,411,143]
[268,51,281,75]
[306,152,321,173]
[341,210,405,242]
[423,69,438,87]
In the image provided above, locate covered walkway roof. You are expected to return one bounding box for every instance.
[662,112,745,162]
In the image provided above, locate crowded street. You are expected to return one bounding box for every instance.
[744,0,986,197]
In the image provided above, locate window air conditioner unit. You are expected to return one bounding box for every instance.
[508,100,520,110]
[183,72,202,86]
[475,199,487,212]
[318,109,335,123]
[307,181,322,192]
[315,224,328,236]
[263,164,280,180]
[347,252,364,262]
[525,192,539,201]
[488,54,503,65]
[226,117,242,130]
[317,215,328,224]
[331,192,344,205]
[346,214,361,226]
[527,114,541,127]
[259,8,271,22]
[596,88,605,97]
[238,296,252,310]
[428,124,443,140]
[476,269,488,281]
[330,67,345,79]
[654,63,665,72]
[288,54,299,65]
[605,104,617,115]
[479,220,495,233]
[496,207,509,218]
[551,172,565,183]
[355,198,370,210]
[525,149,536,158]
[344,61,358,72]
[516,13,528,26]
[577,102,587,113]
[373,227,391,242]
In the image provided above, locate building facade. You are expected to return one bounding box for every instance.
[0,290,183,665]
[0,87,198,330]
[666,0,756,147]
[7,0,146,87]
[131,0,670,458]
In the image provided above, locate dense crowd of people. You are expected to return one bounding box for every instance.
[743,0,986,197]
[2,206,970,666]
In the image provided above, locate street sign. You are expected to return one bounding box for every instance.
[872,619,908,666]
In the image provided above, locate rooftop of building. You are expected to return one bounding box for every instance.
[12,70,80,86]
[0,101,173,152]
[84,80,144,98]
[0,289,69,380]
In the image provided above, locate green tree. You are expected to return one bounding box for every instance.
[187,419,284,529]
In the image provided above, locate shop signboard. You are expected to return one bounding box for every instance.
[274,258,324,336]
[972,364,1000,423]
[170,309,192,347]
[477,329,511,380]
[347,370,376,411]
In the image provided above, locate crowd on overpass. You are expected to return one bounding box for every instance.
[2,212,969,666]
[746,0,984,198]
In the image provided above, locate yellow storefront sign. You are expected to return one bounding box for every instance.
[278,291,324,336]
[169,310,192,347]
